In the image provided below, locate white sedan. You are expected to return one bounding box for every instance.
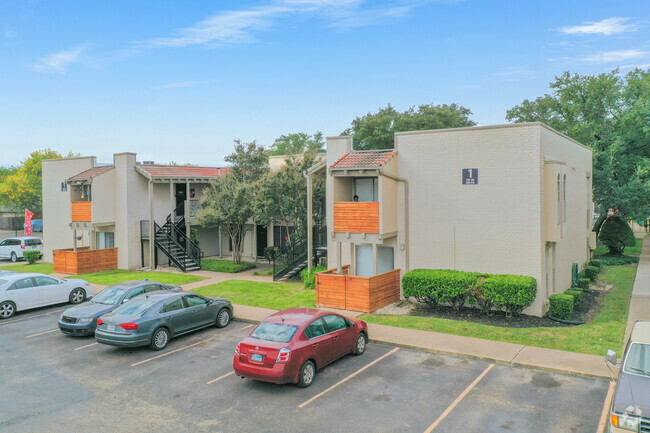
[0,273,92,319]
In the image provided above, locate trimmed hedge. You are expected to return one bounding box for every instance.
[565,289,583,308]
[403,269,536,316]
[588,259,603,270]
[549,294,574,320]
[599,215,636,255]
[592,254,639,266]
[574,278,590,290]
[300,266,328,290]
[583,265,599,281]
[23,250,41,265]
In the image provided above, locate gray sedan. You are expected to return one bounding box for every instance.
[95,291,233,350]
[58,280,180,336]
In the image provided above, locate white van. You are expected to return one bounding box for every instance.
[0,237,44,262]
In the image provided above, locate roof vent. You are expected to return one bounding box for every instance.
[142,161,155,165]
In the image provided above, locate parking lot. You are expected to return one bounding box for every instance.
[1,303,610,433]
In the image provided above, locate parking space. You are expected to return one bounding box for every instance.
[0,305,610,433]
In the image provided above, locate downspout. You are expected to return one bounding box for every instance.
[303,170,313,273]
[378,172,409,274]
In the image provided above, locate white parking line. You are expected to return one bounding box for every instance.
[298,347,400,409]
[25,329,58,339]
[74,342,99,351]
[131,337,215,367]
[207,371,235,384]
[0,308,66,326]
[422,363,495,433]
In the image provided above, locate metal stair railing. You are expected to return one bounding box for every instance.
[154,222,191,272]
[273,235,307,281]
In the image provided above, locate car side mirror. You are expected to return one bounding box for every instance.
[606,349,617,366]
[208,299,213,304]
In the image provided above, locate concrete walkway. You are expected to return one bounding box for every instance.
[624,235,650,343]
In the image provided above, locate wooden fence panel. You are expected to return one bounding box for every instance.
[71,201,92,222]
[333,202,379,234]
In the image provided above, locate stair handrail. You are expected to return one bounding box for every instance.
[273,234,308,281]
[154,222,188,272]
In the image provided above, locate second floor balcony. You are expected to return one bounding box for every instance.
[71,201,91,222]
[333,201,379,234]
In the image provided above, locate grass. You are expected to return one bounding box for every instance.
[193,280,316,310]
[73,270,205,286]
[201,259,256,273]
[0,262,54,274]
[252,268,274,276]
[593,236,644,256]
[360,262,639,357]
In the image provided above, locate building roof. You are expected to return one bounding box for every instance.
[330,150,396,170]
[67,166,113,182]
[137,165,230,180]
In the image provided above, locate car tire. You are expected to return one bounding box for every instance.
[353,332,367,356]
[216,308,231,328]
[297,360,316,388]
[10,252,18,263]
[69,288,86,304]
[0,301,16,319]
[150,327,169,351]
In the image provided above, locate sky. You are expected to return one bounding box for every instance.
[1,0,649,167]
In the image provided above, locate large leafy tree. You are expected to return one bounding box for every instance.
[343,103,476,150]
[255,150,324,245]
[269,132,325,156]
[196,140,269,263]
[0,148,78,217]
[506,68,650,226]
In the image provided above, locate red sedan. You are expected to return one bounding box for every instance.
[233,308,368,387]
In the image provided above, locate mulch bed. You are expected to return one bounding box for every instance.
[409,288,605,328]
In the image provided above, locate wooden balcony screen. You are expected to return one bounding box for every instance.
[333,202,379,234]
[71,201,91,222]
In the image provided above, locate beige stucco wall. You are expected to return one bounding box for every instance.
[42,156,96,262]
[91,168,116,225]
[325,137,352,271]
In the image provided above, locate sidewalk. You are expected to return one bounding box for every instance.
[624,234,650,343]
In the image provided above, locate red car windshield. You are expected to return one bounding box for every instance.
[250,322,299,343]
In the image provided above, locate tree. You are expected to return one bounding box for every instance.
[598,215,636,255]
[342,103,476,150]
[269,132,325,156]
[506,69,650,226]
[0,148,78,217]
[255,150,324,245]
[196,140,269,263]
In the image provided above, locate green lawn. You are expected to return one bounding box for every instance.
[73,270,205,286]
[0,262,54,274]
[201,259,256,273]
[594,236,644,256]
[253,268,274,276]
[193,280,316,310]
[360,263,638,357]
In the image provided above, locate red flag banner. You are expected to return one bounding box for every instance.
[25,209,34,236]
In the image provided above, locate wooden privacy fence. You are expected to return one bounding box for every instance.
[333,202,379,234]
[316,266,401,313]
[53,247,117,274]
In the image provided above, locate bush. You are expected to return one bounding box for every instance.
[23,250,41,265]
[592,254,639,266]
[481,274,537,317]
[402,269,478,309]
[549,294,574,320]
[583,265,599,281]
[598,216,636,255]
[565,289,582,308]
[201,259,256,273]
[588,259,603,270]
[300,266,327,290]
[574,278,590,290]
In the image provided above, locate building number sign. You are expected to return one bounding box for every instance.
[462,168,478,185]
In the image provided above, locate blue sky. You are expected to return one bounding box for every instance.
[1,0,648,166]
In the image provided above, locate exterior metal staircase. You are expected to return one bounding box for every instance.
[153,213,202,272]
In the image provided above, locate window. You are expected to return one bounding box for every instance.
[322,315,347,333]
[96,232,114,249]
[250,322,299,343]
[162,297,186,313]
[91,288,124,305]
[143,284,166,293]
[0,240,7,246]
[563,174,567,223]
[354,178,378,202]
[557,174,561,225]
[124,287,145,301]
[114,299,154,316]
[11,278,36,290]
[61,182,67,192]
[304,318,327,339]
[624,343,650,376]
[33,276,58,286]
[185,295,208,307]
[378,246,394,274]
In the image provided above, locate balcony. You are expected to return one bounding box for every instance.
[71,201,91,222]
[333,201,379,234]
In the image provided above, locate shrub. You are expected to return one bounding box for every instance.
[574,278,590,290]
[592,254,639,266]
[565,289,582,308]
[598,215,636,255]
[300,266,328,290]
[583,265,599,281]
[481,274,537,317]
[201,259,256,273]
[402,269,478,309]
[23,250,41,265]
[549,294,574,320]
[588,259,603,270]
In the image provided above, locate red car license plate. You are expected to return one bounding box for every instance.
[251,353,263,363]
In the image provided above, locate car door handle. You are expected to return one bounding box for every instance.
[333,336,339,341]
[312,343,318,348]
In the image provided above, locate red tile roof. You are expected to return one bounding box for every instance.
[138,165,230,179]
[67,166,113,181]
[330,150,397,169]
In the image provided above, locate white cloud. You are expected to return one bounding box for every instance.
[140,0,438,48]
[581,49,649,63]
[557,17,639,36]
[30,44,88,73]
